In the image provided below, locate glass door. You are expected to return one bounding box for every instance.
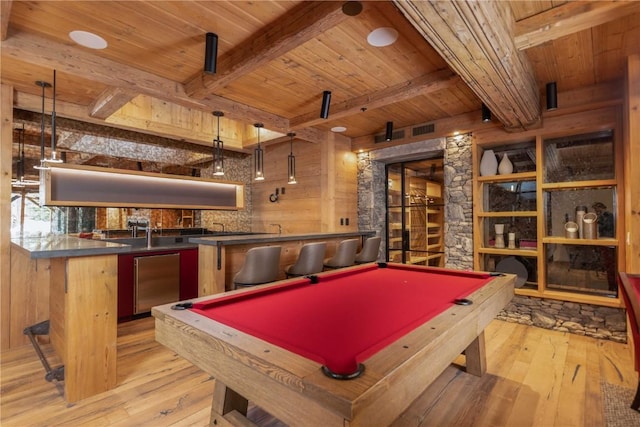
[386,159,444,266]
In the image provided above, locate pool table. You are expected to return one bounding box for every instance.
[153,263,514,426]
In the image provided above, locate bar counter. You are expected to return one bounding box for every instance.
[11,234,132,258]
[10,235,134,403]
[190,231,376,295]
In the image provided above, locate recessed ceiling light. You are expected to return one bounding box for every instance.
[367,27,398,47]
[331,126,347,133]
[69,30,108,49]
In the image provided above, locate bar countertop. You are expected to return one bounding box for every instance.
[11,235,133,259]
[189,231,375,246]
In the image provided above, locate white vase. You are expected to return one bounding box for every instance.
[498,153,513,175]
[480,149,498,176]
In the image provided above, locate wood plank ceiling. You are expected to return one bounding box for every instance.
[2,0,639,181]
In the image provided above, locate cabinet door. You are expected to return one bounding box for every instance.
[542,130,618,297]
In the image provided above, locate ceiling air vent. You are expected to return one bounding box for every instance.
[374,129,405,143]
[412,123,435,137]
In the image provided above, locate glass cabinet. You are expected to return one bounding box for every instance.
[474,128,621,302]
[542,130,618,297]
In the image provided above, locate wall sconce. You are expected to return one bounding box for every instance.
[212,111,224,176]
[204,32,218,74]
[269,187,285,203]
[385,121,393,141]
[254,123,264,181]
[481,103,492,122]
[33,79,51,170]
[287,132,297,184]
[320,90,331,119]
[546,82,557,111]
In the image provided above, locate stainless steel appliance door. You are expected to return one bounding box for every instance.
[134,253,180,314]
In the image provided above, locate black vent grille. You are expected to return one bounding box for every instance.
[412,123,435,136]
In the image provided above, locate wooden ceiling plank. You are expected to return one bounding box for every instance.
[394,0,541,131]
[290,70,461,129]
[89,87,138,120]
[514,1,640,50]
[184,1,353,98]
[1,0,12,41]
[2,31,290,132]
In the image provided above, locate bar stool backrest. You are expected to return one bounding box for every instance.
[286,242,326,277]
[355,236,381,264]
[233,246,282,288]
[324,239,359,269]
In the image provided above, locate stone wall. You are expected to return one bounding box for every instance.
[200,151,252,231]
[498,295,627,343]
[443,134,473,270]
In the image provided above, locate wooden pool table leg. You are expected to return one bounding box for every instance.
[463,331,487,376]
[209,379,253,427]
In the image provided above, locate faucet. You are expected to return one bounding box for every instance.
[127,219,139,237]
[270,223,282,234]
[145,226,155,248]
[211,222,225,233]
[132,218,154,247]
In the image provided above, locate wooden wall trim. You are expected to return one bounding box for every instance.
[1,84,13,350]
[625,54,640,273]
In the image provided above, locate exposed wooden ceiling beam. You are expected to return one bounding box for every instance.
[514,1,640,50]
[184,1,353,98]
[351,79,623,152]
[395,0,541,132]
[290,70,461,129]
[2,32,290,132]
[89,87,137,120]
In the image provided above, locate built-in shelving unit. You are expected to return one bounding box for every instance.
[473,116,623,307]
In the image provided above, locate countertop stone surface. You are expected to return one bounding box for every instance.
[12,231,376,258]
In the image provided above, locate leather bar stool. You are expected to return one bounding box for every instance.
[354,236,381,264]
[323,239,358,270]
[233,246,282,289]
[284,242,327,278]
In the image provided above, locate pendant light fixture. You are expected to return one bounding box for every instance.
[254,123,264,181]
[47,69,63,164]
[33,79,52,170]
[212,111,224,176]
[287,132,297,184]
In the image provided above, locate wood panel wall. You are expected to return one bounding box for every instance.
[1,84,13,350]
[625,54,640,272]
[251,132,357,234]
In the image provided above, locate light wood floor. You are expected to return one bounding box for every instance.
[1,317,636,426]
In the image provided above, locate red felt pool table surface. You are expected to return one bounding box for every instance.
[192,263,493,375]
[153,263,515,426]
